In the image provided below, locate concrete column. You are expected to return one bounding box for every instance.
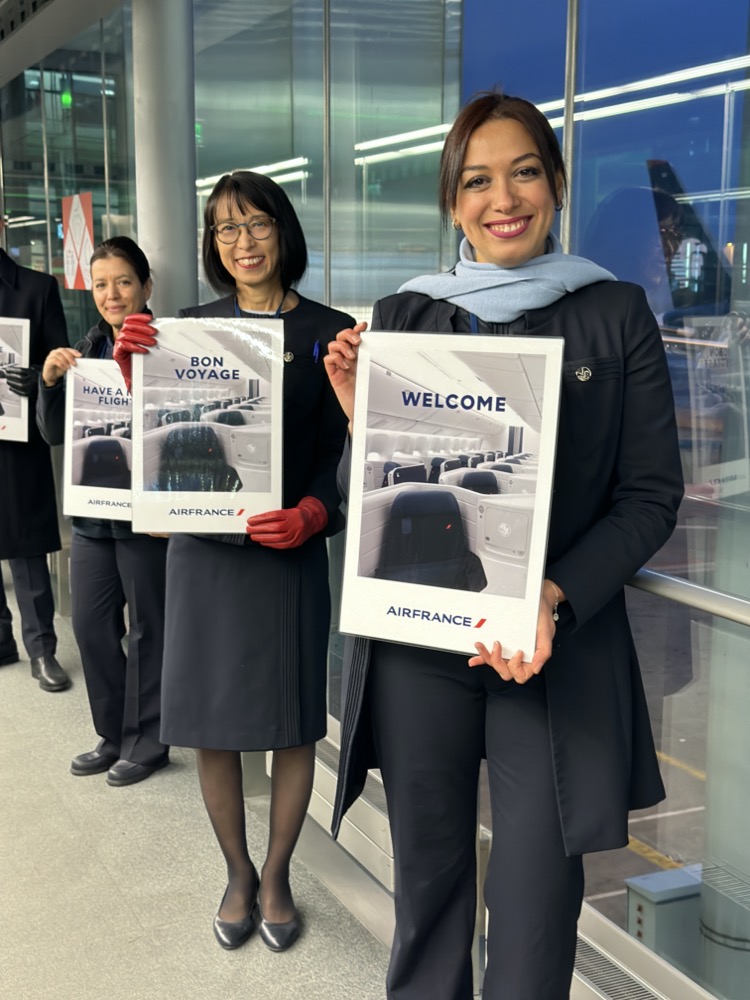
[131,0,198,316]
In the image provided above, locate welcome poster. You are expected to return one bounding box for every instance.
[340,332,564,657]
[0,317,30,443]
[63,358,132,520]
[130,317,283,533]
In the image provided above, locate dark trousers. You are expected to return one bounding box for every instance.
[70,533,169,764]
[368,642,584,1000]
[0,555,56,657]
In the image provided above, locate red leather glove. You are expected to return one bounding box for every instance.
[112,313,158,392]
[246,496,328,549]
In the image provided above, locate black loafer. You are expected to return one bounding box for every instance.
[106,757,169,787]
[30,655,71,692]
[71,749,118,776]
[258,903,301,952]
[213,892,258,951]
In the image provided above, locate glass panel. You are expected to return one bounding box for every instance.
[193,0,324,303]
[329,0,460,317]
[573,9,750,995]
[572,7,750,603]
[0,69,53,280]
[583,587,750,1000]
[0,9,135,345]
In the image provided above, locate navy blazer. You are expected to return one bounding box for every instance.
[332,280,684,856]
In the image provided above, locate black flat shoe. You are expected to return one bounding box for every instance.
[71,749,118,776]
[106,757,169,787]
[30,655,71,692]
[257,903,301,952]
[213,889,258,950]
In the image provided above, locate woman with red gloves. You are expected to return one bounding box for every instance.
[113,171,353,953]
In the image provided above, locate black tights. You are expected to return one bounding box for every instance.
[196,743,316,922]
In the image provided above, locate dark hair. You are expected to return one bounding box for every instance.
[90,236,152,286]
[438,92,567,224]
[201,171,308,295]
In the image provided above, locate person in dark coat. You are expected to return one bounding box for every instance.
[0,232,70,691]
[113,172,353,952]
[324,93,684,1000]
[37,236,169,787]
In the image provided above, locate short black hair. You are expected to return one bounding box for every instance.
[439,92,567,224]
[201,171,308,296]
[90,236,152,285]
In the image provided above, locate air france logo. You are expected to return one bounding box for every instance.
[168,508,238,516]
[387,606,486,628]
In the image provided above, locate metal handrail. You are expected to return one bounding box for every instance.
[630,568,750,627]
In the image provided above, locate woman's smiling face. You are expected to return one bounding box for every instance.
[213,194,282,301]
[453,116,562,268]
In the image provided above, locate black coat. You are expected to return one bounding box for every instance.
[0,250,69,558]
[332,281,685,856]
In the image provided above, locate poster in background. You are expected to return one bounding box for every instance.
[0,317,31,442]
[340,331,564,657]
[131,317,284,533]
[63,358,132,521]
[62,192,94,290]
[682,314,750,499]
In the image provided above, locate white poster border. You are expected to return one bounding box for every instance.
[63,358,133,521]
[340,331,564,658]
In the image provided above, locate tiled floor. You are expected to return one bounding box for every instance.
[0,564,390,1000]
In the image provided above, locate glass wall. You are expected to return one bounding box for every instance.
[567,4,750,997]
[0,7,135,344]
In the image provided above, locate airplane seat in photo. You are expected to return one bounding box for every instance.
[428,456,445,483]
[387,463,428,486]
[157,425,242,492]
[215,409,245,426]
[381,461,401,487]
[163,408,193,425]
[79,437,132,489]
[374,489,487,591]
[460,471,499,495]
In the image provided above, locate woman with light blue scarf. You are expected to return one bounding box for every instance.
[325,93,683,1000]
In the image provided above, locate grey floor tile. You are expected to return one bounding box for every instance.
[0,566,389,1000]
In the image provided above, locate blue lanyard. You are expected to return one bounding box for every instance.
[469,312,479,334]
[234,295,320,363]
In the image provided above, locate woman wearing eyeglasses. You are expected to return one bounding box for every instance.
[113,172,354,952]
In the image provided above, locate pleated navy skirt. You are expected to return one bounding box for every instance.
[160,533,330,750]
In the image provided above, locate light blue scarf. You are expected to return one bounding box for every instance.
[398,235,615,323]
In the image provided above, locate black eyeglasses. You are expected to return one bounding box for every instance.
[212,218,275,244]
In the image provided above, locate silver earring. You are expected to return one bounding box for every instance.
[452,219,461,231]
[555,203,563,212]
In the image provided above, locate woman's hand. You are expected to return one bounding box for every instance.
[113,313,158,392]
[467,579,563,683]
[42,347,82,387]
[323,322,367,429]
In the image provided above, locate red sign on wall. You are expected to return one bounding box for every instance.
[62,193,94,290]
